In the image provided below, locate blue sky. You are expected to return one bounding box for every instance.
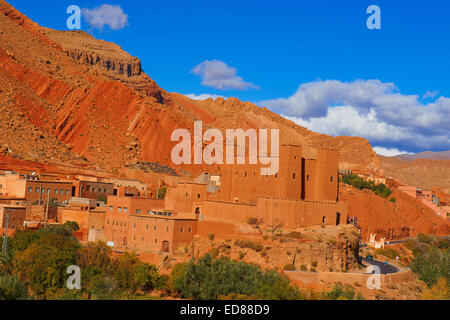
[8,0,450,155]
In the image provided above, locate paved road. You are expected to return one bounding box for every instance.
[361,257,400,274]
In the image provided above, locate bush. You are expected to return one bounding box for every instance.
[173,255,301,300]
[376,247,400,260]
[323,284,358,300]
[283,264,295,271]
[300,265,307,271]
[409,245,449,288]
[0,274,28,300]
[234,240,264,252]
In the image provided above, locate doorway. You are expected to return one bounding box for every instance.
[336,212,341,226]
[162,241,170,253]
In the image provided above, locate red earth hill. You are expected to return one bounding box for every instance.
[0,0,380,176]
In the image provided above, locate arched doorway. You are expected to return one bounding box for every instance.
[162,241,169,253]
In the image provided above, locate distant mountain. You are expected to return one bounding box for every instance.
[396,150,450,161]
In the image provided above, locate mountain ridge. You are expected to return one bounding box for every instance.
[0,0,387,177]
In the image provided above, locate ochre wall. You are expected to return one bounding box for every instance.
[201,197,347,228]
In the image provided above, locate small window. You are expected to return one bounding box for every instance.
[307,175,310,181]
[28,187,33,193]
[124,207,128,213]
[154,225,157,230]
[133,223,136,228]
[60,189,63,195]
[47,188,50,194]
[109,206,113,212]
[86,185,91,191]
[244,171,248,178]
[293,173,296,179]
[188,228,192,233]
[54,189,58,195]
[118,207,122,213]
[92,188,96,192]
[146,224,149,230]
[180,227,184,233]
[66,190,69,196]
[36,187,39,193]
[166,226,169,232]
[155,238,158,243]
[136,209,141,214]
[330,176,334,182]
[197,194,201,199]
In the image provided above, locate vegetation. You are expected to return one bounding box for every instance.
[169,254,301,300]
[341,174,392,199]
[157,187,167,199]
[376,247,400,260]
[234,239,264,252]
[405,234,449,297]
[321,283,364,300]
[0,225,166,300]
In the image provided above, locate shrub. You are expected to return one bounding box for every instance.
[376,247,400,260]
[0,275,28,300]
[283,264,295,271]
[409,245,449,288]
[300,265,307,271]
[175,255,301,300]
[234,240,264,252]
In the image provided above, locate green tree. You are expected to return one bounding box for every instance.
[174,254,300,300]
[14,233,80,298]
[0,274,28,300]
[409,245,449,288]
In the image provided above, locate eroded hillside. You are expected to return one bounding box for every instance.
[0,0,382,175]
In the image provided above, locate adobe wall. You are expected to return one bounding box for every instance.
[24,180,73,204]
[165,183,207,212]
[213,146,340,204]
[284,269,415,288]
[201,198,347,229]
[197,220,237,239]
[60,208,88,228]
[0,206,26,231]
[105,196,165,247]
[127,215,197,254]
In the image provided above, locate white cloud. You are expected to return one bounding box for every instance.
[423,90,439,99]
[372,147,412,157]
[191,60,258,91]
[82,4,129,31]
[184,93,227,100]
[259,79,450,153]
